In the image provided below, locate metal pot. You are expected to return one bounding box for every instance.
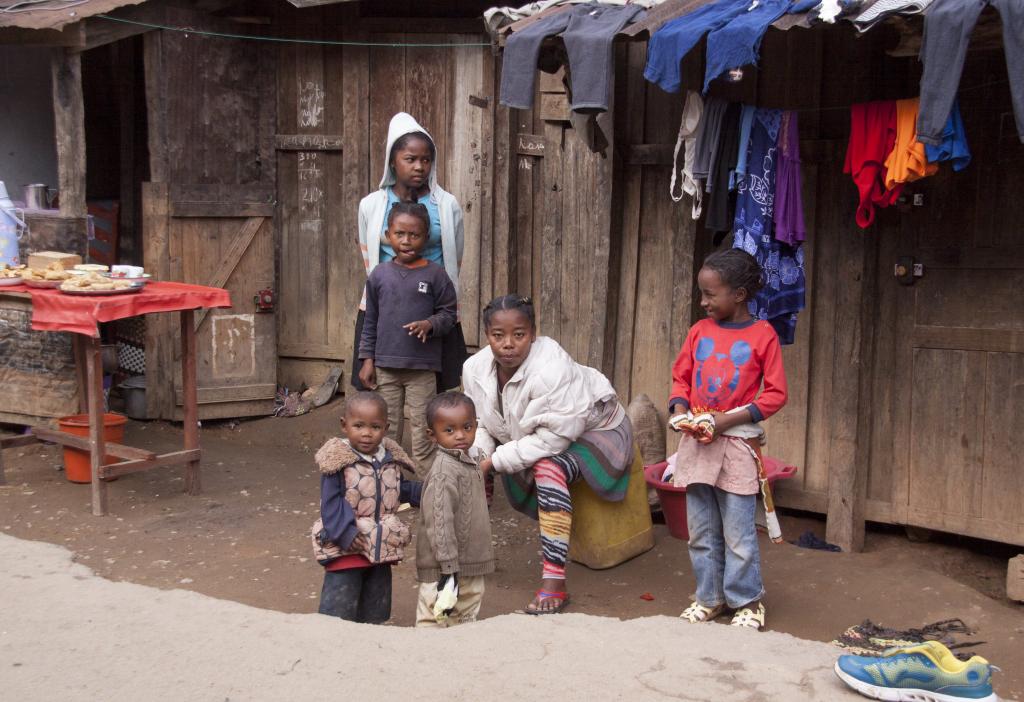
[23,184,54,210]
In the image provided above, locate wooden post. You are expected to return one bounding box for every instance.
[51,49,87,218]
[85,335,108,516]
[180,309,200,495]
[72,335,89,413]
[825,224,878,552]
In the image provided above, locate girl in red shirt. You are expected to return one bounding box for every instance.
[669,249,787,631]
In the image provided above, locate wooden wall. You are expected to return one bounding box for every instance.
[500,24,1024,548]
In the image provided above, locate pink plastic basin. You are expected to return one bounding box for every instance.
[644,457,798,541]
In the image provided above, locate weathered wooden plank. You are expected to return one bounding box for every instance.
[142,182,173,419]
[32,427,156,462]
[51,49,86,218]
[981,353,1024,530]
[824,196,877,553]
[102,449,202,480]
[278,342,346,360]
[447,40,485,346]
[538,122,564,340]
[274,133,344,151]
[191,217,266,331]
[143,32,168,183]
[610,43,647,401]
[516,132,545,156]
[174,383,277,405]
[85,337,107,516]
[488,55,514,304]
[623,144,674,166]
[539,92,570,122]
[0,26,83,48]
[337,30,371,375]
[170,202,275,218]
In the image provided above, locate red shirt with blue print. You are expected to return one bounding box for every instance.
[669,318,788,422]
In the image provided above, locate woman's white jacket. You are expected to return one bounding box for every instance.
[462,336,626,474]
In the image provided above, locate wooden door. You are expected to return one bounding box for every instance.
[143,23,277,420]
[885,107,1024,546]
[275,31,493,391]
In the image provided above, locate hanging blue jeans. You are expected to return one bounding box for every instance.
[917,0,1024,144]
[686,483,764,609]
[704,0,791,92]
[644,0,750,93]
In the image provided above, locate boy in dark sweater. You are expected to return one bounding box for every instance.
[359,202,457,476]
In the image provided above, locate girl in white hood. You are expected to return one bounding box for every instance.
[352,113,468,397]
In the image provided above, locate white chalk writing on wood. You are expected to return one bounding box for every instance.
[517,133,545,156]
[298,151,325,235]
[275,134,343,151]
[298,80,325,128]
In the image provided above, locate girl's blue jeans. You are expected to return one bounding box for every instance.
[685,483,764,609]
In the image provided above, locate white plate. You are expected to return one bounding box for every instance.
[103,273,152,284]
[0,277,25,286]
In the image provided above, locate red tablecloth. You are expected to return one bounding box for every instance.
[0,281,232,336]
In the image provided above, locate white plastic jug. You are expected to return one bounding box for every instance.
[0,181,27,268]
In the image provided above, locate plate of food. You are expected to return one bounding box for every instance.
[60,272,143,295]
[21,262,75,288]
[0,265,26,286]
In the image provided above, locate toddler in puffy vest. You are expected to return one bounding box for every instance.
[313,391,421,623]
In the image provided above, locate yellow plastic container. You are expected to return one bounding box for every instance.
[568,448,655,569]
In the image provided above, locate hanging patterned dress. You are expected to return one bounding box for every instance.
[732,108,806,345]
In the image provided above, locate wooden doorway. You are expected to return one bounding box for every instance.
[275,32,493,391]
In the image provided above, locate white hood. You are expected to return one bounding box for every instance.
[378,112,439,193]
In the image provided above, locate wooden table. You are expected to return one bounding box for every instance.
[0,282,230,515]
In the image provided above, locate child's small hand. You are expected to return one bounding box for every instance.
[350,533,370,552]
[479,457,494,475]
[358,359,377,389]
[403,319,432,342]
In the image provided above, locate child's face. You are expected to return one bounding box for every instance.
[697,267,748,322]
[485,309,536,372]
[391,138,432,190]
[386,213,428,264]
[427,403,477,452]
[340,402,389,456]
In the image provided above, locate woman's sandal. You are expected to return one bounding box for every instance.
[525,589,570,615]
[679,601,727,623]
[730,603,766,631]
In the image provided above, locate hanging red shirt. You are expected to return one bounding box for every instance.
[669,318,788,422]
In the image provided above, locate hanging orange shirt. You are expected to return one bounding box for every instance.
[884,97,938,190]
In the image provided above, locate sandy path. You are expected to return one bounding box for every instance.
[0,533,862,701]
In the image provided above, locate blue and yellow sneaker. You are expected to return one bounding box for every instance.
[834,641,999,701]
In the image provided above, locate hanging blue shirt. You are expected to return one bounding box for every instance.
[924,99,971,172]
[379,189,443,265]
[732,109,806,345]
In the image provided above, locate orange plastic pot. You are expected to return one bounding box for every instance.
[57,413,127,483]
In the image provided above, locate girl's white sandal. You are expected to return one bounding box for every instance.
[680,601,726,623]
[730,603,766,630]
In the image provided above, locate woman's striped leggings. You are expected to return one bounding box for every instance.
[534,456,582,580]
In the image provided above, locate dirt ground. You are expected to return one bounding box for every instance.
[2,400,1022,699]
